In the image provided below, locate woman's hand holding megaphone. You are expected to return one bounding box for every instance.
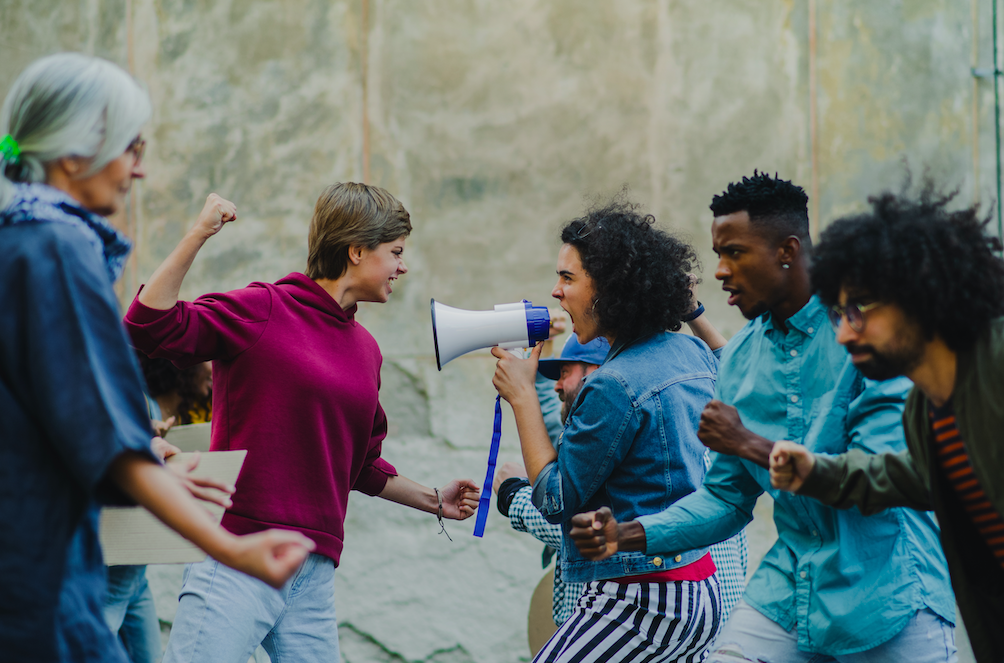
[491,342,557,486]
[491,342,544,408]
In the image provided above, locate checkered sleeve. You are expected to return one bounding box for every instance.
[508,486,585,625]
[704,450,748,621]
[508,485,563,548]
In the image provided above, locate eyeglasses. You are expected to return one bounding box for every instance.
[126,137,146,166]
[828,301,882,333]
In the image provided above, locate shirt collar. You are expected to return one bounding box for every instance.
[762,295,827,339]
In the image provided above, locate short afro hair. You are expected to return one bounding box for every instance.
[710,171,810,243]
[811,181,1004,353]
[560,197,697,341]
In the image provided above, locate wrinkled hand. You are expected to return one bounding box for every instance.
[218,529,315,589]
[166,450,236,509]
[698,400,750,456]
[769,441,815,493]
[150,433,180,462]
[492,343,544,405]
[570,507,620,561]
[151,416,176,439]
[493,461,528,494]
[439,479,481,520]
[193,193,237,239]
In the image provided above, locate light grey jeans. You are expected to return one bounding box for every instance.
[706,600,956,663]
[163,553,338,663]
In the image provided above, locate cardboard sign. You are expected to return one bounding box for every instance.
[163,422,212,452]
[528,566,558,656]
[100,450,246,566]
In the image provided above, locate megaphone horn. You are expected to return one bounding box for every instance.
[431,299,550,370]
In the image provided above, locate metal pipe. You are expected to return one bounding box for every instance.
[995,0,1002,244]
[361,0,371,184]
[124,0,138,304]
[979,1,1004,248]
[809,0,820,239]
[973,0,981,205]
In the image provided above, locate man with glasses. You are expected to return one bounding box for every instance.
[570,172,957,662]
[769,184,1004,663]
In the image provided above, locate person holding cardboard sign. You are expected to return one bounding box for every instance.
[0,53,315,663]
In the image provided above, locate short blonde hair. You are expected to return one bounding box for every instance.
[306,183,412,280]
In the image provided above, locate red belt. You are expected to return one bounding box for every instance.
[613,552,716,584]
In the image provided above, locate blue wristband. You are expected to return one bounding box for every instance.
[681,302,705,323]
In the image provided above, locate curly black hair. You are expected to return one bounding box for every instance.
[811,181,1004,353]
[710,170,810,244]
[137,353,212,425]
[560,198,697,340]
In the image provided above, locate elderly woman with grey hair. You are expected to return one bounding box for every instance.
[0,53,315,663]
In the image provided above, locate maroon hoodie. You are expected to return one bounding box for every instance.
[125,272,397,563]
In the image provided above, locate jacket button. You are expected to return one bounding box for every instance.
[652,557,663,567]
[674,555,682,563]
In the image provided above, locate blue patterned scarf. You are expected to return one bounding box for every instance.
[0,183,133,282]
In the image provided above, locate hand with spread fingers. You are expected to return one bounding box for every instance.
[165,448,236,509]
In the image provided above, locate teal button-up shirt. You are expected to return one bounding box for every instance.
[636,296,955,655]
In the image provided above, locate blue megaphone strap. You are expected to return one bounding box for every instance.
[473,394,503,537]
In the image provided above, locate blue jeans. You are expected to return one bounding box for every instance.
[104,565,162,663]
[706,600,957,662]
[163,553,338,663]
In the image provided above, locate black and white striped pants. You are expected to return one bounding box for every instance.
[534,575,723,663]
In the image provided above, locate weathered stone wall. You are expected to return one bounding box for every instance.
[2,1,989,660]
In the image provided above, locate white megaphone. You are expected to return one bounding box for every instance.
[431,299,551,370]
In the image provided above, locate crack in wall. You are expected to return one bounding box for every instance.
[339,622,475,663]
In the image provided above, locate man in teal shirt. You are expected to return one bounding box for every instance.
[770,184,1004,663]
[570,172,956,661]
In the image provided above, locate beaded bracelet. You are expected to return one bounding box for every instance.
[434,487,452,541]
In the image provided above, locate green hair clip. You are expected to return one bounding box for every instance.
[0,134,21,165]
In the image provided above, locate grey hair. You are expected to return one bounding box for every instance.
[0,52,151,212]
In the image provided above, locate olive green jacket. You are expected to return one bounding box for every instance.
[801,318,1004,663]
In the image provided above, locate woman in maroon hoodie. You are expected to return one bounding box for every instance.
[125,183,480,663]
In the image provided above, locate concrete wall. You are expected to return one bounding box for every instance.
[2,1,990,660]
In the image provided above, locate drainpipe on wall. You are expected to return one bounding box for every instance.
[973,0,1002,249]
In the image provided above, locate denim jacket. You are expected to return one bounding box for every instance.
[532,331,718,584]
